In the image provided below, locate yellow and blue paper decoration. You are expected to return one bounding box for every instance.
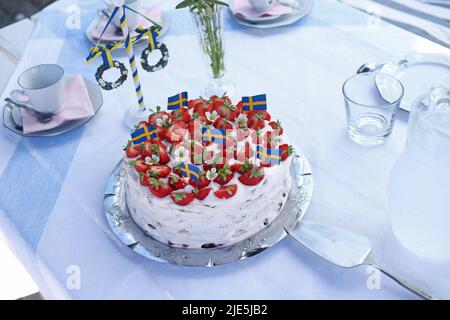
[119,7,145,109]
[168,92,188,110]
[136,26,160,51]
[131,123,157,144]
[178,162,201,183]
[100,46,114,69]
[202,127,225,145]
[256,145,281,165]
[242,94,267,111]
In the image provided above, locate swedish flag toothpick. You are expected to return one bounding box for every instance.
[168,92,188,110]
[202,127,225,145]
[256,145,281,165]
[131,123,157,144]
[178,162,201,183]
[242,94,267,111]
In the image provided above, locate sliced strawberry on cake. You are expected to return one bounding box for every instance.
[149,178,172,198]
[124,141,140,158]
[213,98,238,121]
[231,159,253,174]
[192,187,212,200]
[164,121,187,143]
[148,165,171,178]
[170,192,195,206]
[213,118,233,131]
[214,184,238,199]
[139,172,150,186]
[238,167,265,186]
[189,172,211,189]
[170,108,192,123]
[213,164,234,185]
[268,120,283,135]
[148,108,170,126]
[168,175,187,190]
[156,142,170,164]
[129,158,149,173]
[247,111,269,129]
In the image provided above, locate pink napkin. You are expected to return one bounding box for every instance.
[231,0,293,18]
[22,75,95,134]
[91,6,162,41]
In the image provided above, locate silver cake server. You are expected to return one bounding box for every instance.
[286,221,440,300]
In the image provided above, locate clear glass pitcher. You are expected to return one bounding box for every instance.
[388,86,450,260]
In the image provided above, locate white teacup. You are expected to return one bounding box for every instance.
[104,0,140,30]
[249,0,277,12]
[11,64,65,115]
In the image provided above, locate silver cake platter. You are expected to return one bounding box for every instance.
[104,148,313,267]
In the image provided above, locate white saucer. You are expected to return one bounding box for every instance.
[230,0,314,29]
[3,77,103,137]
[378,53,450,112]
[85,10,170,46]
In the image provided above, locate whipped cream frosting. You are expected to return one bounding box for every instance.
[124,155,292,248]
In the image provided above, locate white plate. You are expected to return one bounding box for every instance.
[379,53,450,112]
[85,10,170,46]
[3,77,103,137]
[230,0,314,29]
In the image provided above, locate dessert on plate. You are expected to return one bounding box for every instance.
[123,94,294,249]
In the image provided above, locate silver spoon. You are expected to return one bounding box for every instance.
[4,98,55,123]
[287,221,440,300]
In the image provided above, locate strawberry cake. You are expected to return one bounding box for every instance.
[123,95,294,249]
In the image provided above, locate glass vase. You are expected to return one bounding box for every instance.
[191,4,236,97]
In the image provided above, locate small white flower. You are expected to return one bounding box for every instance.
[235,113,248,128]
[205,110,219,122]
[206,168,218,181]
[145,154,160,165]
[174,146,189,163]
[156,114,171,127]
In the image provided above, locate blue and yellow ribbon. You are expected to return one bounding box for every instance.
[100,46,114,69]
[119,6,145,109]
[135,26,160,51]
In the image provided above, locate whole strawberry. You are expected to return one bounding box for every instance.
[280,144,294,161]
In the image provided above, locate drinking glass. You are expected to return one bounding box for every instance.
[342,73,404,146]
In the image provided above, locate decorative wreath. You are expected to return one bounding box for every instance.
[140,43,169,72]
[95,60,128,91]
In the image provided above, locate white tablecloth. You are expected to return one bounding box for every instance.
[0,0,449,299]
